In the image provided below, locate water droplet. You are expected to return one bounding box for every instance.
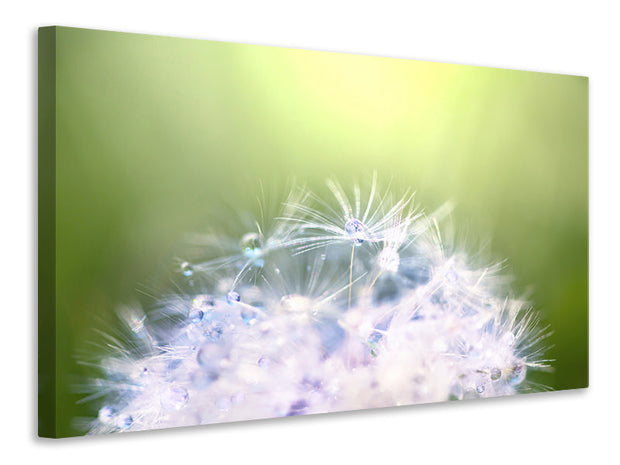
[181,262,194,277]
[197,343,227,374]
[188,308,204,324]
[191,370,218,388]
[320,253,327,261]
[115,414,133,430]
[168,359,183,371]
[240,232,263,259]
[507,363,527,385]
[490,368,502,381]
[241,307,257,325]
[345,218,367,245]
[205,325,224,341]
[286,399,308,416]
[243,287,265,309]
[258,355,272,368]
[476,384,486,394]
[98,406,116,424]
[160,385,189,411]
[226,291,241,305]
[280,294,311,314]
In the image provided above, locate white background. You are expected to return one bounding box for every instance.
[2,1,617,463]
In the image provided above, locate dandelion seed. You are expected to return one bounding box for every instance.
[377,247,400,273]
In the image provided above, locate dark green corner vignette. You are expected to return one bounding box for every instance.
[38,26,57,438]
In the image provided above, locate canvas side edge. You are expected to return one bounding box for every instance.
[37,25,58,439]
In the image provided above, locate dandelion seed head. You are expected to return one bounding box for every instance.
[82,177,552,434]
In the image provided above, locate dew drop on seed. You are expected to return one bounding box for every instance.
[189,308,204,324]
[345,218,366,245]
[191,370,218,389]
[507,363,527,385]
[205,324,224,341]
[241,308,257,325]
[287,399,308,416]
[181,262,194,277]
[98,406,116,424]
[115,414,133,430]
[197,343,227,373]
[160,385,189,411]
[226,291,241,305]
[476,384,486,394]
[490,368,501,381]
[240,232,263,259]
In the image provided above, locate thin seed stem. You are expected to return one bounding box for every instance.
[349,244,355,309]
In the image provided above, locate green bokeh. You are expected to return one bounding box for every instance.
[50,27,587,437]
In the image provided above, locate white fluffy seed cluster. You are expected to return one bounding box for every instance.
[85,178,551,434]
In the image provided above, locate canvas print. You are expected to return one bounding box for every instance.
[38,26,588,438]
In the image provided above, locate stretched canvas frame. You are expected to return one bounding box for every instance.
[38,26,588,438]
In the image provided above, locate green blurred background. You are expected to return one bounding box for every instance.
[50,26,587,437]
